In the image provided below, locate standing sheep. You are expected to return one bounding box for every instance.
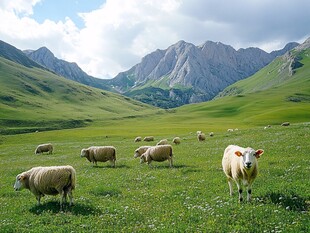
[35,143,53,154]
[156,139,168,145]
[140,145,173,167]
[222,145,264,202]
[14,165,76,208]
[134,146,152,158]
[81,146,116,167]
[197,133,206,142]
[172,137,181,145]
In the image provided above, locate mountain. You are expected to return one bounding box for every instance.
[108,40,299,108]
[216,37,310,98]
[0,42,157,134]
[0,40,44,69]
[175,37,310,126]
[24,47,112,91]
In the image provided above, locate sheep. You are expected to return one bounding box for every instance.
[134,146,152,158]
[134,137,142,142]
[222,145,264,202]
[227,129,234,132]
[156,139,168,145]
[172,137,181,145]
[14,165,76,208]
[281,122,290,126]
[209,132,214,137]
[140,145,173,167]
[197,133,206,142]
[35,143,53,154]
[143,136,154,142]
[80,146,116,167]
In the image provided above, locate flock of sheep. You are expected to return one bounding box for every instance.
[13,132,264,209]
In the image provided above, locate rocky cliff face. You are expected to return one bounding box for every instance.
[24,47,112,91]
[108,40,298,108]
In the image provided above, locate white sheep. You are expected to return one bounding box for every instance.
[197,133,206,142]
[209,132,214,137]
[134,146,152,158]
[222,145,264,202]
[35,143,53,154]
[143,136,154,142]
[134,137,142,142]
[14,165,76,208]
[156,139,168,145]
[81,146,116,167]
[140,145,173,167]
[172,137,181,145]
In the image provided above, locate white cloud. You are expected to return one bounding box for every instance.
[0,0,309,78]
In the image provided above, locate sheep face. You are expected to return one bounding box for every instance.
[80,149,89,158]
[14,174,26,191]
[235,148,264,169]
[134,150,140,158]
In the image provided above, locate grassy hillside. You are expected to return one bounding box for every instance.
[0,58,158,134]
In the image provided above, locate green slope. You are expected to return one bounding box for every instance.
[0,58,158,134]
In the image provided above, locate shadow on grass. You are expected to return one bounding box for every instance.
[92,164,131,169]
[29,201,102,215]
[259,192,309,212]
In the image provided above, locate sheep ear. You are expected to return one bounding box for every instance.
[235,151,243,157]
[255,149,264,158]
[19,175,26,181]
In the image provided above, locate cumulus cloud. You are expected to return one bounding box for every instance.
[0,0,309,78]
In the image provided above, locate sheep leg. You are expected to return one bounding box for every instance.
[36,195,42,205]
[110,159,116,168]
[169,157,173,168]
[227,178,233,196]
[246,184,252,202]
[68,190,74,206]
[235,180,243,202]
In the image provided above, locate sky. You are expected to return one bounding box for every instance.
[0,0,309,79]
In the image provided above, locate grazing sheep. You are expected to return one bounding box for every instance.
[281,122,290,126]
[14,165,76,208]
[156,139,168,145]
[140,145,173,167]
[134,137,142,142]
[143,136,154,142]
[209,132,214,137]
[197,133,206,142]
[222,145,264,202]
[134,146,152,158]
[81,146,116,167]
[35,143,53,154]
[227,129,234,132]
[172,137,181,145]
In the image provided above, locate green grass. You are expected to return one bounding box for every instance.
[0,123,309,232]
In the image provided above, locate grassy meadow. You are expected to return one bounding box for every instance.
[0,120,309,232]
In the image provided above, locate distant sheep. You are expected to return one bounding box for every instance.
[222,145,264,202]
[35,143,53,154]
[156,139,168,145]
[172,137,181,145]
[81,146,116,167]
[134,137,142,142]
[134,146,152,158]
[227,129,234,132]
[209,132,214,137]
[197,133,206,142]
[281,122,290,126]
[14,165,76,208]
[140,145,173,167]
[143,136,154,142]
